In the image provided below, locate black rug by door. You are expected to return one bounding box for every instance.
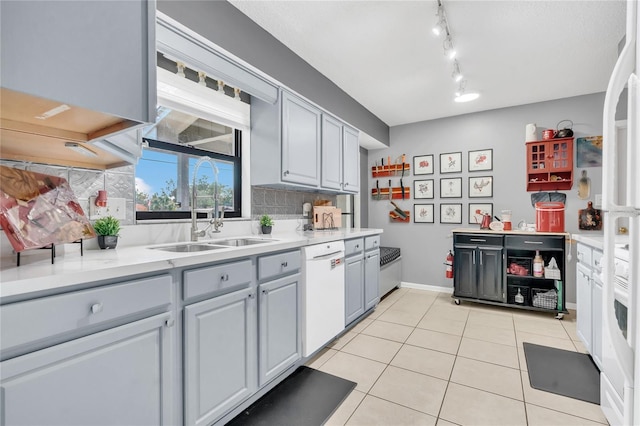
[227,366,356,426]
[524,342,600,404]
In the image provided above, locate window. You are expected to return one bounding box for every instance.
[136,132,242,220]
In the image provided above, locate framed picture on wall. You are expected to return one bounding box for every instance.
[413,179,434,199]
[413,155,434,175]
[469,176,493,198]
[414,204,434,223]
[440,203,463,224]
[440,177,462,198]
[468,149,493,172]
[440,152,462,173]
[469,203,493,225]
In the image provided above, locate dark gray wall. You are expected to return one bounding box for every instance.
[368,93,607,305]
[157,0,389,145]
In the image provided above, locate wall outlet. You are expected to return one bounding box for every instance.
[595,194,602,208]
[88,197,127,220]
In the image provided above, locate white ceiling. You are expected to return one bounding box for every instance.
[229,0,626,127]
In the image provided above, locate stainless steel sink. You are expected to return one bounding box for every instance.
[150,244,226,253]
[213,238,277,247]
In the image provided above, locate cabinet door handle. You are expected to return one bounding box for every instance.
[165,318,175,328]
[90,303,103,314]
[480,252,483,265]
[281,261,288,267]
[472,252,476,265]
[283,170,289,176]
[524,241,543,245]
[221,273,229,282]
[470,238,486,242]
[262,289,269,295]
[248,293,255,299]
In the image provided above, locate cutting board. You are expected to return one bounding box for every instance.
[313,206,342,229]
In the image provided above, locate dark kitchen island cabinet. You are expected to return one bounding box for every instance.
[452,230,568,318]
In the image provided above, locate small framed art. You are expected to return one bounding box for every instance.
[413,155,434,175]
[469,203,493,224]
[469,176,493,198]
[413,179,434,199]
[440,152,462,173]
[414,204,434,223]
[440,177,462,198]
[440,203,462,224]
[468,149,493,172]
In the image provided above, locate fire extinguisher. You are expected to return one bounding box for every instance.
[445,250,454,279]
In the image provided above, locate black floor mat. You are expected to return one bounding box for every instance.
[227,366,356,426]
[524,342,600,404]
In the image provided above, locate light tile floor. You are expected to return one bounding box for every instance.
[306,287,608,426]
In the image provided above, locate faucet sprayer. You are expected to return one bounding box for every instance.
[191,156,224,241]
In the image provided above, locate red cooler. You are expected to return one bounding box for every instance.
[535,202,565,232]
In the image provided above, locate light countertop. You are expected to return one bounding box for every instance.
[0,228,382,302]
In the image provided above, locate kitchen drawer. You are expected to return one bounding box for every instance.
[0,275,172,356]
[576,243,593,266]
[183,259,253,302]
[593,249,603,272]
[505,235,563,251]
[454,234,503,247]
[345,238,364,256]
[365,235,380,251]
[258,249,301,281]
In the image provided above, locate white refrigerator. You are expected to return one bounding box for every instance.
[601,1,640,425]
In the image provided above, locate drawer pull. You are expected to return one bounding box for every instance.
[470,238,486,242]
[165,318,175,328]
[262,289,269,295]
[281,261,288,267]
[90,303,103,314]
[524,241,543,245]
[355,244,360,249]
[221,274,229,282]
[374,240,378,245]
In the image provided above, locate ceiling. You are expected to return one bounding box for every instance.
[229,0,626,127]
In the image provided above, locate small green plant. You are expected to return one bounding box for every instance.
[259,214,274,227]
[93,216,121,236]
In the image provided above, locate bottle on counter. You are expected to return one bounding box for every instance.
[533,250,544,277]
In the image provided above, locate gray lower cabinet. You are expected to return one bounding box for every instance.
[454,234,505,303]
[258,275,301,387]
[184,287,257,426]
[1,313,172,426]
[364,248,381,310]
[345,252,365,325]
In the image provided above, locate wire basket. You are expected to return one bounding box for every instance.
[531,288,558,309]
[544,268,561,280]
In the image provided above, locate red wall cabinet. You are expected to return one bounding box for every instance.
[526,137,574,191]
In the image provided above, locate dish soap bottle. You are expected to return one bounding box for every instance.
[533,250,544,277]
[515,288,524,304]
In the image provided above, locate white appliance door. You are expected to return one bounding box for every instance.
[602,2,639,425]
[302,241,346,357]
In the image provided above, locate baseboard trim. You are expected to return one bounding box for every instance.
[400,282,453,294]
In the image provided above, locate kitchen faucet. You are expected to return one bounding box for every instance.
[191,156,224,241]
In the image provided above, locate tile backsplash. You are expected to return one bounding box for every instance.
[251,186,336,219]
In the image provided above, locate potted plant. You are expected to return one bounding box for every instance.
[93,216,121,249]
[259,214,274,235]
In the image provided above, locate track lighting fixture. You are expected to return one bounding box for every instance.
[432,0,479,102]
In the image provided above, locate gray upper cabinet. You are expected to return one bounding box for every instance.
[1,313,173,426]
[281,91,322,186]
[321,114,343,191]
[1,0,155,125]
[184,287,257,426]
[251,89,360,194]
[342,125,360,193]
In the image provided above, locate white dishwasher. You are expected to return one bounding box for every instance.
[301,240,345,357]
